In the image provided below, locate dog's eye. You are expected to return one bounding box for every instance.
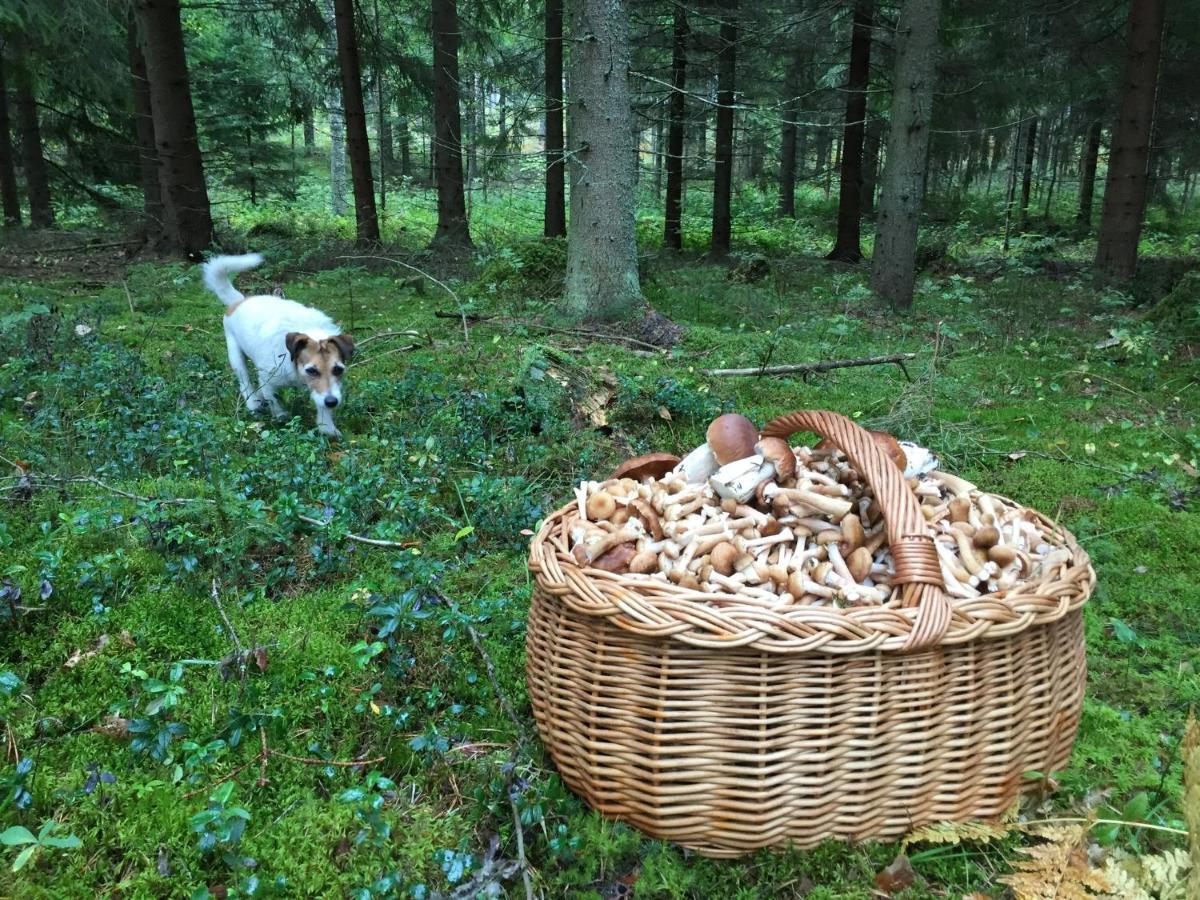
[305,366,319,377]
[332,366,345,377]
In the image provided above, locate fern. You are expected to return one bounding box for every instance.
[1102,847,1190,899]
[1000,824,1111,899]
[901,800,1020,850]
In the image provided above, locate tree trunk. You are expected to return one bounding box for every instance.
[332,0,380,243]
[663,2,687,248]
[861,116,882,216]
[544,0,566,238]
[827,0,873,262]
[431,0,472,246]
[378,89,393,167]
[302,103,315,156]
[466,71,479,187]
[127,12,163,236]
[815,127,829,176]
[653,116,663,201]
[778,47,800,217]
[11,42,53,229]
[136,0,213,251]
[562,0,644,321]
[0,46,23,225]
[870,0,940,310]
[398,115,412,177]
[323,0,348,215]
[1095,0,1166,279]
[1019,116,1036,231]
[709,0,737,259]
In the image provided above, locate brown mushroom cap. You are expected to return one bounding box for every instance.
[755,437,797,481]
[710,541,739,576]
[585,491,617,520]
[629,551,659,574]
[591,542,637,573]
[610,452,682,482]
[706,414,759,465]
[869,431,907,472]
[628,499,664,540]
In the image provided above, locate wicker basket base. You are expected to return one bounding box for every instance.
[527,588,1086,858]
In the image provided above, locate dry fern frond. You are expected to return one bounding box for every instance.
[1000,823,1111,900]
[1102,847,1190,899]
[901,799,1020,850]
[1184,716,1200,900]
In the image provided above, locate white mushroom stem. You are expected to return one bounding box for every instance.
[826,544,856,585]
[931,470,976,497]
[952,529,986,576]
[742,529,794,550]
[764,484,854,520]
[933,541,980,598]
[676,443,719,484]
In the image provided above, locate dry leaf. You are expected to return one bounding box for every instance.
[875,854,916,894]
[1001,824,1110,899]
[1008,451,1028,462]
[658,406,672,421]
[253,647,269,672]
[64,634,110,669]
[902,800,1019,850]
[93,715,131,739]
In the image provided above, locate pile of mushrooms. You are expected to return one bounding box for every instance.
[568,414,1072,608]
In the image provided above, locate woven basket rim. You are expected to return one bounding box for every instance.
[528,488,1095,655]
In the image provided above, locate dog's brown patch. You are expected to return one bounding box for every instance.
[224,299,246,317]
[285,332,354,395]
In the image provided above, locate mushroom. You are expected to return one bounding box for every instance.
[611,452,681,482]
[708,437,798,505]
[899,441,939,478]
[675,413,759,483]
[591,542,637,573]
[846,546,873,583]
[628,550,659,574]
[585,490,617,520]
[710,541,739,576]
[627,499,664,540]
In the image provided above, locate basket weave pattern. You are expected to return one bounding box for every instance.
[526,411,1095,856]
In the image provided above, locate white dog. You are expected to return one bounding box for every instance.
[202,253,354,439]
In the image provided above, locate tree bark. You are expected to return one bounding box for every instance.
[543,0,566,238]
[778,48,800,218]
[562,0,644,321]
[1019,116,1036,231]
[709,0,737,259]
[11,42,53,229]
[870,0,940,310]
[127,13,163,236]
[663,3,687,248]
[136,0,213,251]
[321,1,348,215]
[827,0,874,262]
[0,49,23,226]
[398,115,412,177]
[332,0,379,243]
[431,0,471,246]
[1095,0,1166,279]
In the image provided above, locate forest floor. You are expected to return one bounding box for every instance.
[0,213,1198,898]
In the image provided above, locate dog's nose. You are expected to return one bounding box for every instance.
[324,396,339,408]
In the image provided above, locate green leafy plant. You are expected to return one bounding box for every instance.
[1,820,82,872]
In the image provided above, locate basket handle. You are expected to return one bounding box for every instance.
[760,410,951,652]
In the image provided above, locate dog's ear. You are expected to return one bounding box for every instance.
[329,334,355,363]
[285,332,310,361]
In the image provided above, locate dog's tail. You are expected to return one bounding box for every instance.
[202,253,264,306]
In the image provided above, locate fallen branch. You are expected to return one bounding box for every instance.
[704,352,916,380]
[434,311,666,353]
[356,329,422,347]
[268,750,385,767]
[337,254,470,346]
[19,475,419,551]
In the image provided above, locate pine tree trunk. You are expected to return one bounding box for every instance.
[778,49,800,218]
[0,47,23,225]
[136,0,213,251]
[815,127,829,176]
[870,0,940,310]
[12,42,53,229]
[466,71,479,187]
[378,88,394,167]
[1019,117,1037,231]
[323,0,348,216]
[562,0,644,321]
[663,3,687,248]
[653,116,663,202]
[127,12,163,236]
[1095,0,1165,279]
[543,0,566,238]
[827,0,873,262]
[333,0,379,244]
[861,118,881,216]
[709,0,737,259]
[431,0,472,246]
[302,103,315,156]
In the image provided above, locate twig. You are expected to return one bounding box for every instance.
[257,727,270,786]
[295,514,418,549]
[337,254,470,346]
[355,344,421,367]
[1020,816,1188,837]
[435,312,666,353]
[979,449,1136,479]
[182,759,256,799]
[356,329,422,347]
[268,750,385,767]
[122,280,135,317]
[209,580,244,657]
[510,784,535,900]
[703,352,918,379]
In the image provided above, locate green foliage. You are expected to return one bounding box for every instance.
[1,820,82,873]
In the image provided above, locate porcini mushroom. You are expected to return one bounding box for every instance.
[709,438,798,504]
[611,452,682,482]
[675,413,759,484]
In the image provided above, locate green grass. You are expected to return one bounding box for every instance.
[0,189,1198,897]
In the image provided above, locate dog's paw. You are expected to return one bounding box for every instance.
[270,406,288,421]
[319,425,343,440]
[244,397,264,413]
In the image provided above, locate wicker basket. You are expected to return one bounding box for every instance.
[526,410,1094,857]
